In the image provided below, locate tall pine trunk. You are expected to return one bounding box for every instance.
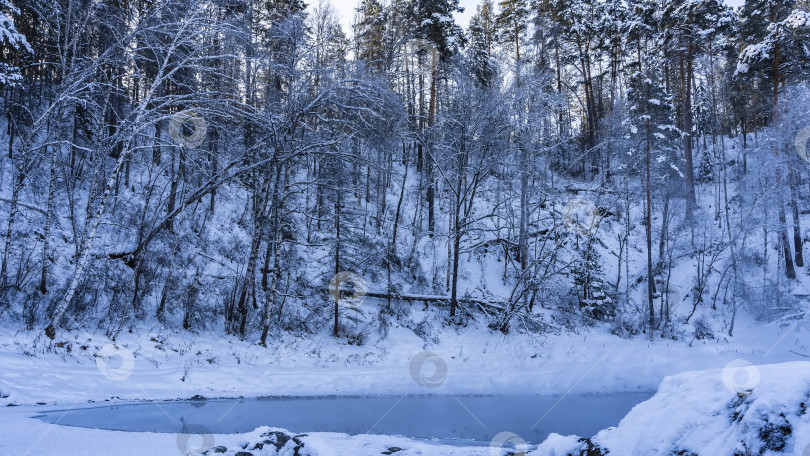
[679,56,696,216]
[645,120,656,337]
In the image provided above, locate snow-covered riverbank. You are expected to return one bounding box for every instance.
[0,314,806,455]
[1,310,804,406]
[536,361,810,455]
[3,361,808,455]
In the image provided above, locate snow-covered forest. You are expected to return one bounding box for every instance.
[1,0,810,454]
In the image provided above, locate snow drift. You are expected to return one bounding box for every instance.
[534,361,810,456]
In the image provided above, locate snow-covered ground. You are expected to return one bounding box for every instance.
[537,361,810,455]
[1,311,807,455]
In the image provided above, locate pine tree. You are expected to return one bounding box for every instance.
[543,0,602,151]
[626,69,679,335]
[572,239,614,321]
[736,1,809,278]
[737,1,809,88]
[0,0,30,86]
[474,0,496,56]
[405,0,465,60]
[625,0,657,72]
[258,0,306,29]
[404,0,464,240]
[354,0,386,74]
[468,1,496,88]
[660,0,731,218]
[496,0,529,63]
[597,0,627,107]
[531,0,569,142]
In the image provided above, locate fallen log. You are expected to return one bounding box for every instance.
[362,291,505,311]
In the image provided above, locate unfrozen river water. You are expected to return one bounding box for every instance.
[35,393,652,444]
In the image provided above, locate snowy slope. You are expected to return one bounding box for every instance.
[0,309,805,407]
[534,361,810,456]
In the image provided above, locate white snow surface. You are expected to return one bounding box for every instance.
[536,361,810,456]
[0,316,807,455]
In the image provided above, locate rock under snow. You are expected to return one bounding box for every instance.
[533,361,810,455]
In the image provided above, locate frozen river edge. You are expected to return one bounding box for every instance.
[3,361,809,455]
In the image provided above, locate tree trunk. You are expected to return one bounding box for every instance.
[6,112,14,159]
[46,141,133,338]
[0,172,24,288]
[209,128,219,213]
[153,121,161,164]
[680,56,696,216]
[333,190,342,337]
[237,178,271,338]
[449,226,461,319]
[40,144,57,294]
[645,121,656,336]
[167,151,178,232]
[392,159,408,249]
[770,19,793,278]
[779,193,796,279]
[426,50,437,237]
[261,165,283,347]
[518,145,529,308]
[790,167,804,267]
[657,189,670,273]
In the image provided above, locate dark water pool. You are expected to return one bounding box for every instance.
[35,393,652,444]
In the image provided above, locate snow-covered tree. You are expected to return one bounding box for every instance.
[626,69,679,335]
[468,0,497,88]
[354,0,386,74]
[0,0,30,86]
[496,0,529,63]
